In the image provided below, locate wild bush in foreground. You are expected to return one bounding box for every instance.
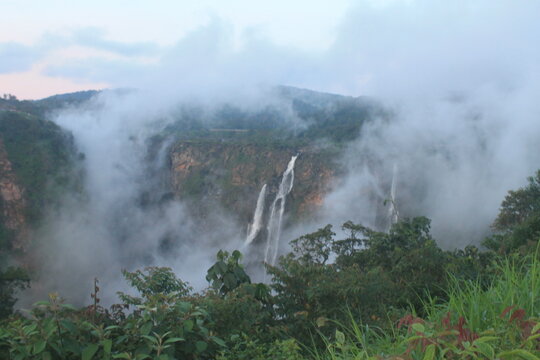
[318,254,540,360]
[0,268,223,360]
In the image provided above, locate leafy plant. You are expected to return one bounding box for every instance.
[206,250,251,296]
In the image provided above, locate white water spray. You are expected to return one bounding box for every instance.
[387,163,399,230]
[264,155,298,265]
[244,184,267,246]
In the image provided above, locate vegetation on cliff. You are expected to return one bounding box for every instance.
[0,170,539,359]
[0,111,78,225]
[0,99,83,324]
[168,141,337,225]
[155,86,385,147]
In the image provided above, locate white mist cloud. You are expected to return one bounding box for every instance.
[17,0,540,304]
[310,0,540,247]
[22,91,245,306]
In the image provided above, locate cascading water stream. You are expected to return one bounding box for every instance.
[387,163,399,230]
[244,184,267,246]
[264,155,298,265]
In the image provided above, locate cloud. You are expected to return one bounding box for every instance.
[15,0,540,304]
[0,28,163,77]
[71,28,161,57]
[326,0,540,98]
[0,42,46,73]
[309,0,540,247]
[41,20,316,96]
[44,57,153,84]
[32,1,540,251]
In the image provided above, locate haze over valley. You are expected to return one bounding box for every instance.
[1,2,540,359]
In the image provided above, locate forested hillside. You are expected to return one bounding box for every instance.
[0,97,84,320]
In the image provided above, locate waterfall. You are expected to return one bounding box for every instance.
[244,184,267,246]
[264,155,298,265]
[387,163,399,230]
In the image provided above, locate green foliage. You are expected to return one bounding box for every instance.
[396,309,540,360]
[0,102,82,320]
[206,250,251,296]
[0,269,221,360]
[0,111,78,224]
[157,86,386,148]
[199,282,274,341]
[0,258,273,359]
[317,255,540,359]
[199,251,276,345]
[115,268,218,359]
[493,171,540,232]
[118,267,191,306]
[217,335,303,360]
[0,90,97,118]
[485,170,540,254]
[445,245,496,287]
[3,169,540,358]
[267,217,459,345]
[290,224,335,265]
[436,254,540,333]
[0,266,29,319]
[0,248,538,360]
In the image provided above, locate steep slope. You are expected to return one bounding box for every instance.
[0,90,98,118]
[0,138,27,251]
[158,86,381,241]
[0,110,79,253]
[170,141,337,225]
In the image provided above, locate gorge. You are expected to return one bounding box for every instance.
[1,83,538,305]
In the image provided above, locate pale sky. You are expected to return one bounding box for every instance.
[0,0,352,98]
[1,0,538,100]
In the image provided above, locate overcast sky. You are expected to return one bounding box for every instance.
[0,0,352,98]
[1,0,538,99]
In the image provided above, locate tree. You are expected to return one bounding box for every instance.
[267,217,451,345]
[484,170,540,254]
[493,170,540,231]
[0,266,29,319]
[206,250,251,296]
[117,266,191,306]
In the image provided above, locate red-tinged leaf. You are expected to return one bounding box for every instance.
[441,312,451,329]
[510,308,526,323]
[397,314,414,329]
[397,314,425,333]
[500,305,515,319]
[457,317,467,340]
[520,320,536,337]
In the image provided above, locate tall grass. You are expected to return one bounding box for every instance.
[313,252,540,359]
[434,253,539,332]
[309,317,399,360]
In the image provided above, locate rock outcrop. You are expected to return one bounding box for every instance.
[0,139,27,250]
[170,141,337,224]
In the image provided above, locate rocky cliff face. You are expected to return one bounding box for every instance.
[0,139,27,250]
[170,141,337,225]
[0,109,79,256]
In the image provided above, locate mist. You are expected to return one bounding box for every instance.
[20,0,540,305]
[296,0,540,246]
